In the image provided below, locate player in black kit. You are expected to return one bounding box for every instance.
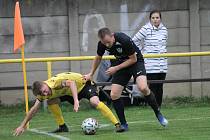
[84,27,168,132]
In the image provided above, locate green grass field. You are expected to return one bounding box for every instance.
[0,98,210,140]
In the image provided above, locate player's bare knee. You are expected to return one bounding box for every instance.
[110,85,123,100]
[136,76,149,95]
[110,92,120,100]
[90,96,100,107]
[138,85,149,96]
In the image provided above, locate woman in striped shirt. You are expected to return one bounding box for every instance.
[132,10,168,107]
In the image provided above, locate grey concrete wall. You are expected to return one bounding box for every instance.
[200,0,210,97]
[0,0,209,105]
[0,0,70,104]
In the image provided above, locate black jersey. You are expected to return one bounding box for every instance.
[97,32,143,62]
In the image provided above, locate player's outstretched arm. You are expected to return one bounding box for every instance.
[83,55,102,81]
[13,99,41,136]
[105,53,137,75]
[64,80,79,112]
[116,53,137,69]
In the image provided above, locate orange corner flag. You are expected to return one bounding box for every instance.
[14,1,25,53]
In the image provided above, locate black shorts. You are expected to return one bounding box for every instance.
[112,59,146,86]
[59,81,98,104]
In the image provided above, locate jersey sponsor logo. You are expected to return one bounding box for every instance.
[116,42,121,45]
[116,48,123,53]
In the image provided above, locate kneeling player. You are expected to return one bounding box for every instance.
[14,72,124,136]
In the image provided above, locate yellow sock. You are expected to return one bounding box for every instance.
[96,102,119,125]
[48,104,65,126]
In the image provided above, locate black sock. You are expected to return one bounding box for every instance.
[145,92,160,116]
[112,98,127,124]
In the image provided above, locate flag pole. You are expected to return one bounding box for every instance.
[14,1,29,128]
[21,45,29,129]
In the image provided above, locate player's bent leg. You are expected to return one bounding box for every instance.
[89,96,124,132]
[89,96,100,107]
[47,98,69,133]
[136,76,168,127]
[110,84,123,100]
[110,84,128,132]
[135,75,150,96]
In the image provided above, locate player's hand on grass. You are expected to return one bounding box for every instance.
[13,126,25,136]
[73,100,79,112]
[83,73,93,81]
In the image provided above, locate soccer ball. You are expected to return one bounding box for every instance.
[81,118,99,135]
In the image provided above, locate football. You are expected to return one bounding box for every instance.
[81,118,99,135]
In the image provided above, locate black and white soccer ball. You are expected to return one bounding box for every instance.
[81,118,99,135]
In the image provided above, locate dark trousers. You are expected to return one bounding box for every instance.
[146,73,166,107]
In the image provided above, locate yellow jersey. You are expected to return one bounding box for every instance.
[37,72,86,101]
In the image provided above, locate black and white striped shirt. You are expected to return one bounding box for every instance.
[132,22,168,73]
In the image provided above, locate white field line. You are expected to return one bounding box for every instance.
[28,128,70,140]
[28,116,210,139]
[99,116,210,128]
[34,116,210,130]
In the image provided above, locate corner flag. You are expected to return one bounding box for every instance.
[14,1,25,53]
[14,1,29,128]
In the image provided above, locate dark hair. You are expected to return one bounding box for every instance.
[32,81,43,96]
[149,10,162,19]
[98,27,112,39]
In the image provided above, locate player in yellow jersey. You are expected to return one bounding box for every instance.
[14,72,124,136]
